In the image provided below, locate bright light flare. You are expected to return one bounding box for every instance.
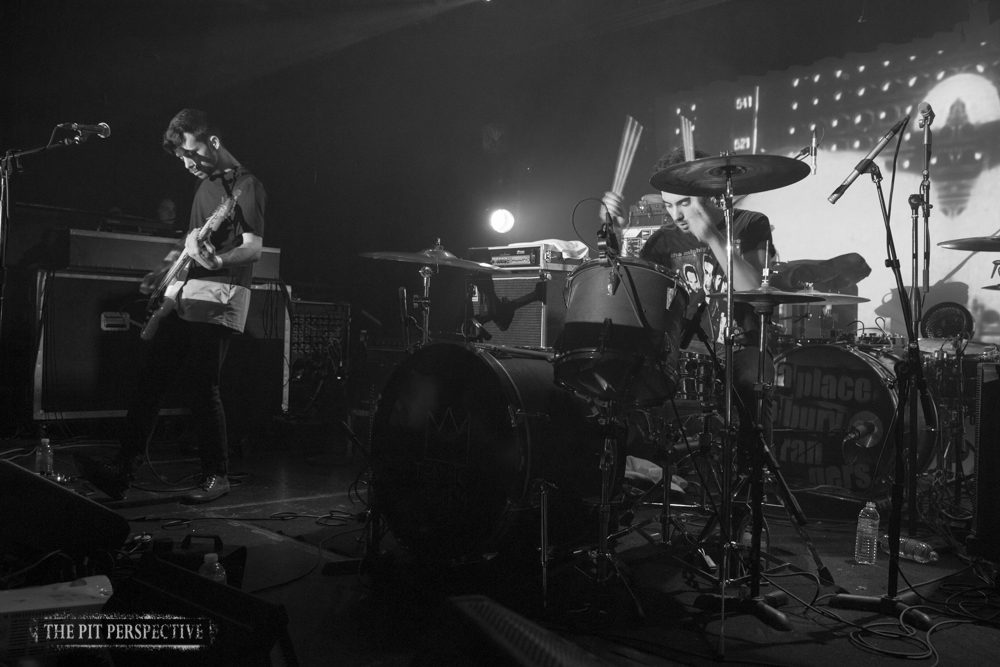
[489,208,514,233]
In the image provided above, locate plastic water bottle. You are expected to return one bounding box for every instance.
[854,501,880,565]
[36,432,53,477]
[879,533,939,563]
[198,553,227,584]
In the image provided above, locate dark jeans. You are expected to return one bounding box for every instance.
[120,314,233,476]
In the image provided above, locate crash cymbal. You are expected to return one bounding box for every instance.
[707,285,824,305]
[649,154,811,197]
[360,242,509,273]
[793,287,871,306]
[938,236,1000,252]
[984,284,1000,291]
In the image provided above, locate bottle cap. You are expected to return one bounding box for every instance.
[204,553,219,564]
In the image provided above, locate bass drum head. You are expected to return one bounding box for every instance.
[370,343,618,563]
[771,344,937,497]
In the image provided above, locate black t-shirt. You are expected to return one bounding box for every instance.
[639,208,773,343]
[187,165,266,290]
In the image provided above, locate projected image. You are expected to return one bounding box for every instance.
[653,22,1000,345]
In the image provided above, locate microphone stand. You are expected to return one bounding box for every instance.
[0,134,94,383]
[828,161,933,630]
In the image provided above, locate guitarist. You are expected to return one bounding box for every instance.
[75,109,266,504]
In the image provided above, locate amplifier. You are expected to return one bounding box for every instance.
[289,300,350,376]
[467,244,581,272]
[32,270,289,421]
[622,226,659,258]
[468,272,568,348]
[969,362,1000,561]
[64,229,281,280]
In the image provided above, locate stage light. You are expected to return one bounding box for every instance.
[490,209,515,233]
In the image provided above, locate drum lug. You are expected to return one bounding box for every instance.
[511,407,550,426]
[607,270,620,295]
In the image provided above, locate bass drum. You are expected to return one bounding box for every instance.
[370,343,622,563]
[771,344,937,496]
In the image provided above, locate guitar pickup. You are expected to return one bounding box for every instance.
[101,312,132,332]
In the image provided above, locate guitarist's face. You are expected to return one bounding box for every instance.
[177,132,219,180]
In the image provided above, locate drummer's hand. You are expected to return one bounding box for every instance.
[601,191,626,225]
[674,197,717,242]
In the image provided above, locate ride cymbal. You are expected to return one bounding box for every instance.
[938,236,1000,252]
[707,285,824,305]
[360,241,508,273]
[649,154,810,197]
[793,287,870,306]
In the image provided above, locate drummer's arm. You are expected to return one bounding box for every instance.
[701,230,764,291]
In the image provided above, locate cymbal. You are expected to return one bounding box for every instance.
[707,285,824,305]
[984,284,1000,291]
[938,236,1000,252]
[649,154,811,197]
[360,244,509,273]
[793,287,871,306]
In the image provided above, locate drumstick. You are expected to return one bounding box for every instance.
[611,115,643,195]
[681,115,695,162]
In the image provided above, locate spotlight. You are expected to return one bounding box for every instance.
[490,209,515,233]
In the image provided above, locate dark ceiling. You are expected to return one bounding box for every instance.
[0,0,986,325]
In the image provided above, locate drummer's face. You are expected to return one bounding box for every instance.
[659,192,698,222]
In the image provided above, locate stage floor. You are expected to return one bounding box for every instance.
[21,423,1000,667]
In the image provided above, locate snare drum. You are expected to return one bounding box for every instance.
[771,343,937,495]
[554,258,689,406]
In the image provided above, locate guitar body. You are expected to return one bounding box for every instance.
[139,189,242,341]
[140,263,188,341]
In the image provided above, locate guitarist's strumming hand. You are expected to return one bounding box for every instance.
[186,229,223,270]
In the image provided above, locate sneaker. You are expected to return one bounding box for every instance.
[73,453,134,501]
[182,475,230,504]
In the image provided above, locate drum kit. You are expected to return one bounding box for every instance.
[356,151,996,619]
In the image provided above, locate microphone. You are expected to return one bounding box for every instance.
[59,122,111,138]
[680,301,708,350]
[842,421,877,446]
[827,116,909,204]
[811,128,817,175]
[918,102,934,125]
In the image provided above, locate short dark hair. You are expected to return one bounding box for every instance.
[162,109,219,155]
[652,146,711,174]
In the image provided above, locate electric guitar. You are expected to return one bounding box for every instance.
[139,189,242,341]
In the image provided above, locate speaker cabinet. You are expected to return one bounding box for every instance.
[468,272,568,348]
[0,459,130,558]
[969,362,1000,561]
[32,270,289,421]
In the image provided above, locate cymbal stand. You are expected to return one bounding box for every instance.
[828,160,935,631]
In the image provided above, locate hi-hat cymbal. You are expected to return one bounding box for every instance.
[649,154,811,197]
[793,288,871,306]
[707,285,824,305]
[938,236,1000,252]
[360,243,508,273]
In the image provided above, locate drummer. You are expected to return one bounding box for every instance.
[602,146,777,448]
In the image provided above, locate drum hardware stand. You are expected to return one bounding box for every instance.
[827,146,935,632]
[534,479,556,608]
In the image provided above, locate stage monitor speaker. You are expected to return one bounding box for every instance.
[104,555,297,667]
[441,595,613,666]
[969,362,1000,561]
[32,270,288,422]
[0,459,130,559]
[468,272,568,348]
